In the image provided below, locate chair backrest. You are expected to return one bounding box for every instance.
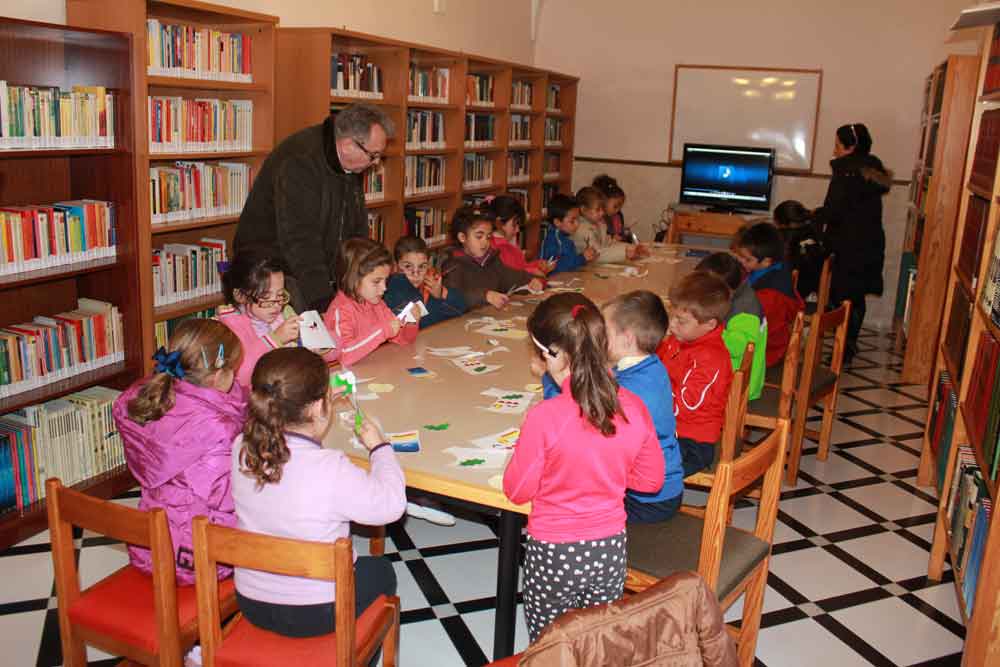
[192,518,357,667]
[775,312,805,420]
[716,343,754,465]
[790,268,799,294]
[800,301,852,396]
[813,254,834,315]
[45,477,183,665]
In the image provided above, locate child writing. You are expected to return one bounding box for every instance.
[504,293,665,641]
[113,319,245,585]
[572,186,642,263]
[773,199,826,300]
[539,193,598,274]
[695,253,768,401]
[593,174,630,242]
[384,236,466,328]
[232,347,406,639]
[219,249,338,388]
[732,222,804,367]
[487,194,552,277]
[324,238,418,365]
[443,206,544,309]
[656,273,735,476]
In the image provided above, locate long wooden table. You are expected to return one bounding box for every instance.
[321,243,700,660]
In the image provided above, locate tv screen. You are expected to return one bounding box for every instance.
[679,144,775,211]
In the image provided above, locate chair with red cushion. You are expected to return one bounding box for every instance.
[192,517,400,667]
[46,478,237,666]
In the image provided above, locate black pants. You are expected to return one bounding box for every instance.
[679,437,715,477]
[625,493,682,523]
[831,287,867,357]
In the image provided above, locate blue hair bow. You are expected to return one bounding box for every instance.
[152,347,185,379]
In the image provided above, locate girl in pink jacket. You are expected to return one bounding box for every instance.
[112,319,246,585]
[487,194,552,278]
[324,238,417,366]
[503,293,665,642]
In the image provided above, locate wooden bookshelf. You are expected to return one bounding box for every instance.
[0,17,142,550]
[898,55,978,383]
[273,27,577,257]
[919,25,1000,666]
[67,0,279,373]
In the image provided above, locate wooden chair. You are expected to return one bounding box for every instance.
[46,478,237,667]
[765,254,833,388]
[785,300,852,483]
[192,518,400,667]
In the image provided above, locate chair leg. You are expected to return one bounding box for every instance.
[736,561,769,667]
[370,525,386,557]
[816,390,838,462]
[383,596,401,667]
[785,405,807,486]
[59,630,87,667]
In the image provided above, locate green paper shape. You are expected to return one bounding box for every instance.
[501,394,524,400]
[424,423,450,431]
[459,458,486,466]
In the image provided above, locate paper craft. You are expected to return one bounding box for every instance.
[407,366,438,379]
[460,458,486,466]
[488,474,503,489]
[484,394,534,414]
[451,356,502,375]
[368,383,395,393]
[546,279,565,286]
[507,282,545,295]
[424,346,475,357]
[637,255,671,264]
[397,300,430,323]
[620,267,649,278]
[487,338,500,346]
[525,383,544,393]
[357,392,379,401]
[472,323,529,340]
[598,263,629,270]
[376,430,419,452]
[471,427,521,450]
[299,310,336,350]
[482,388,529,398]
[424,423,450,431]
[444,446,511,469]
[548,286,585,293]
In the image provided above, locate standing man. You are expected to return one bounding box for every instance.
[234,104,394,312]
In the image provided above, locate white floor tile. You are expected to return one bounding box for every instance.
[845,412,924,438]
[769,547,878,601]
[829,394,877,414]
[393,560,430,611]
[755,617,870,667]
[836,531,936,581]
[797,453,876,484]
[849,386,923,408]
[831,596,963,665]
[0,553,53,604]
[723,585,793,623]
[913,582,963,624]
[398,619,467,667]
[846,442,920,473]
[778,493,874,534]
[462,604,531,658]
[77,542,129,590]
[828,420,876,445]
[731,505,802,545]
[837,373,880,390]
[402,515,497,549]
[839,483,936,522]
[0,610,45,666]
[423,548,510,603]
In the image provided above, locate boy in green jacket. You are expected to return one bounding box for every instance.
[695,253,767,400]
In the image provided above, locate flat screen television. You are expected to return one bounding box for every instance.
[679,143,775,212]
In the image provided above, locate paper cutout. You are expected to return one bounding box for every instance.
[425,345,475,357]
[397,300,430,323]
[472,323,528,340]
[368,383,395,393]
[299,310,336,349]
[482,388,528,398]
[488,474,503,489]
[507,282,544,295]
[620,267,649,278]
[424,423,450,431]
[471,427,521,450]
[525,383,544,392]
[451,356,502,375]
[444,446,511,469]
[407,366,431,375]
[484,395,533,414]
[460,458,486,466]
[357,392,379,401]
[387,430,420,452]
[548,286,585,293]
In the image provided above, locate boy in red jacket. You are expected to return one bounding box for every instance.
[656,272,734,476]
[732,222,804,367]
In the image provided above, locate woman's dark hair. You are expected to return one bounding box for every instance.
[127,319,242,425]
[223,248,288,305]
[336,238,392,301]
[575,186,607,211]
[695,252,744,291]
[450,205,496,242]
[394,236,429,262]
[592,174,625,200]
[240,347,329,487]
[528,293,623,436]
[773,200,813,228]
[836,123,873,155]
[487,195,526,227]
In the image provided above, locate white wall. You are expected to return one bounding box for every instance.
[535,0,981,329]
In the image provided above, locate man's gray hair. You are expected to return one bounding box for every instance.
[334,104,396,141]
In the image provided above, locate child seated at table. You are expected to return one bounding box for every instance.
[539,193,598,274]
[487,194,552,277]
[656,272,734,476]
[323,238,417,366]
[572,186,640,263]
[443,205,544,310]
[384,236,466,328]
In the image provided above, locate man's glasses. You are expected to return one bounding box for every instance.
[353,138,383,164]
[253,290,291,308]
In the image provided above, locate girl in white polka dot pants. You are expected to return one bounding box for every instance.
[522,531,628,641]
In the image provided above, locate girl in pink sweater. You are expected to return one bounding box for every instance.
[487,194,552,278]
[503,293,665,641]
[324,238,418,366]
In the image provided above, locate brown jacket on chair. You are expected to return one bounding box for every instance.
[518,571,737,667]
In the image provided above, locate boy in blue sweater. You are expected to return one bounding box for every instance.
[540,289,682,523]
[539,193,598,274]
[384,236,466,328]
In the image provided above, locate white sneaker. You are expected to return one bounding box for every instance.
[406,501,456,526]
[184,645,202,667]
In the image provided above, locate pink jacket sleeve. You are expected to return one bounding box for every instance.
[325,302,393,366]
[332,447,408,525]
[503,408,547,504]
[626,407,666,493]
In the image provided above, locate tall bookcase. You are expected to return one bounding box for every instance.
[66,0,278,373]
[898,56,978,385]
[273,27,578,257]
[0,18,140,549]
[919,25,1000,666]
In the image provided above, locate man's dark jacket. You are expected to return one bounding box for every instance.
[234,116,367,311]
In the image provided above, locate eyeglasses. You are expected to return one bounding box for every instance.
[253,289,291,308]
[353,137,383,164]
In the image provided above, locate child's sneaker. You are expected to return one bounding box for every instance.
[406,501,456,526]
[184,645,202,667]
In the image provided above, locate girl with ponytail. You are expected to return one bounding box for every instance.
[231,347,406,639]
[503,293,665,641]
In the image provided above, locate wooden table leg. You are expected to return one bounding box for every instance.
[493,510,524,660]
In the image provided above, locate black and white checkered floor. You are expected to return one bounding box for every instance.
[0,329,966,666]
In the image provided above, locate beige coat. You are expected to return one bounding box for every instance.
[571,218,631,264]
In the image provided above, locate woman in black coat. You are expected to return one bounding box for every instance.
[813,123,893,363]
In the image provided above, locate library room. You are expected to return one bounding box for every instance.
[0,0,997,665]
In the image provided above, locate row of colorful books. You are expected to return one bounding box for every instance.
[943,282,973,385]
[512,80,533,108]
[546,84,562,112]
[330,53,383,99]
[406,110,446,149]
[965,330,1000,480]
[154,309,217,350]
[509,151,530,182]
[0,385,124,514]
[980,212,1000,328]
[510,114,531,144]
[544,118,563,145]
[150,161,250,225]
[970,108,1000,196]
[367,212,384,244]
[404,156,446,196]
[404,206,448,246]
[408,65,450,103]
[544,152,561,178]
[148,96,253,153]
[0,298,125,400]
[465,113,496,146]
[463,154,494,189]
[0,82,116,150]
[152,238,227,307]
[0,200,117,277]
[364,163,385,202]
[985,24,1000,94]
[930,371,959,493]
[466,73,495,106]
[946,445,992,617]
[145,19,253,82]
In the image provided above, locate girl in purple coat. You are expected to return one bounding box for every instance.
[112,319,246,585]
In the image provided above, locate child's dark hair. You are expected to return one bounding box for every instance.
[668,272,732,324]
[450,205,495,243]
[547,193,579,222]
[528,293,623,436]
[487,195,526,226]
[773,200,813,228]
[592,174,625,200]
[836,123,873,155]
[603,290,669,354]
[696,252,744,291]
[394,236,429,262]
[336,238,393,301]
[575,186,607,211]
[734,222,784,263]
[240,347,329,488]
[222,247,288,305]
[127,319,242,425]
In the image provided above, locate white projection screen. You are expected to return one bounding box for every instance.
[669,65,823,172]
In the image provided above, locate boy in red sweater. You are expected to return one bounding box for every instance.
[732,222,804,367]
[656,272,734,476]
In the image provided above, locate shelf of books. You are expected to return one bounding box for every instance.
[273,27,577,258]
[919,23,1000,666]
[0,17,144,549]
[67,0,278,374]
[897,55,978,382]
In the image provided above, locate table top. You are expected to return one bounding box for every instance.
[321,243,702,513]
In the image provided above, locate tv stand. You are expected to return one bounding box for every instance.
[705,206,754,216]
[666,209,756,244]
